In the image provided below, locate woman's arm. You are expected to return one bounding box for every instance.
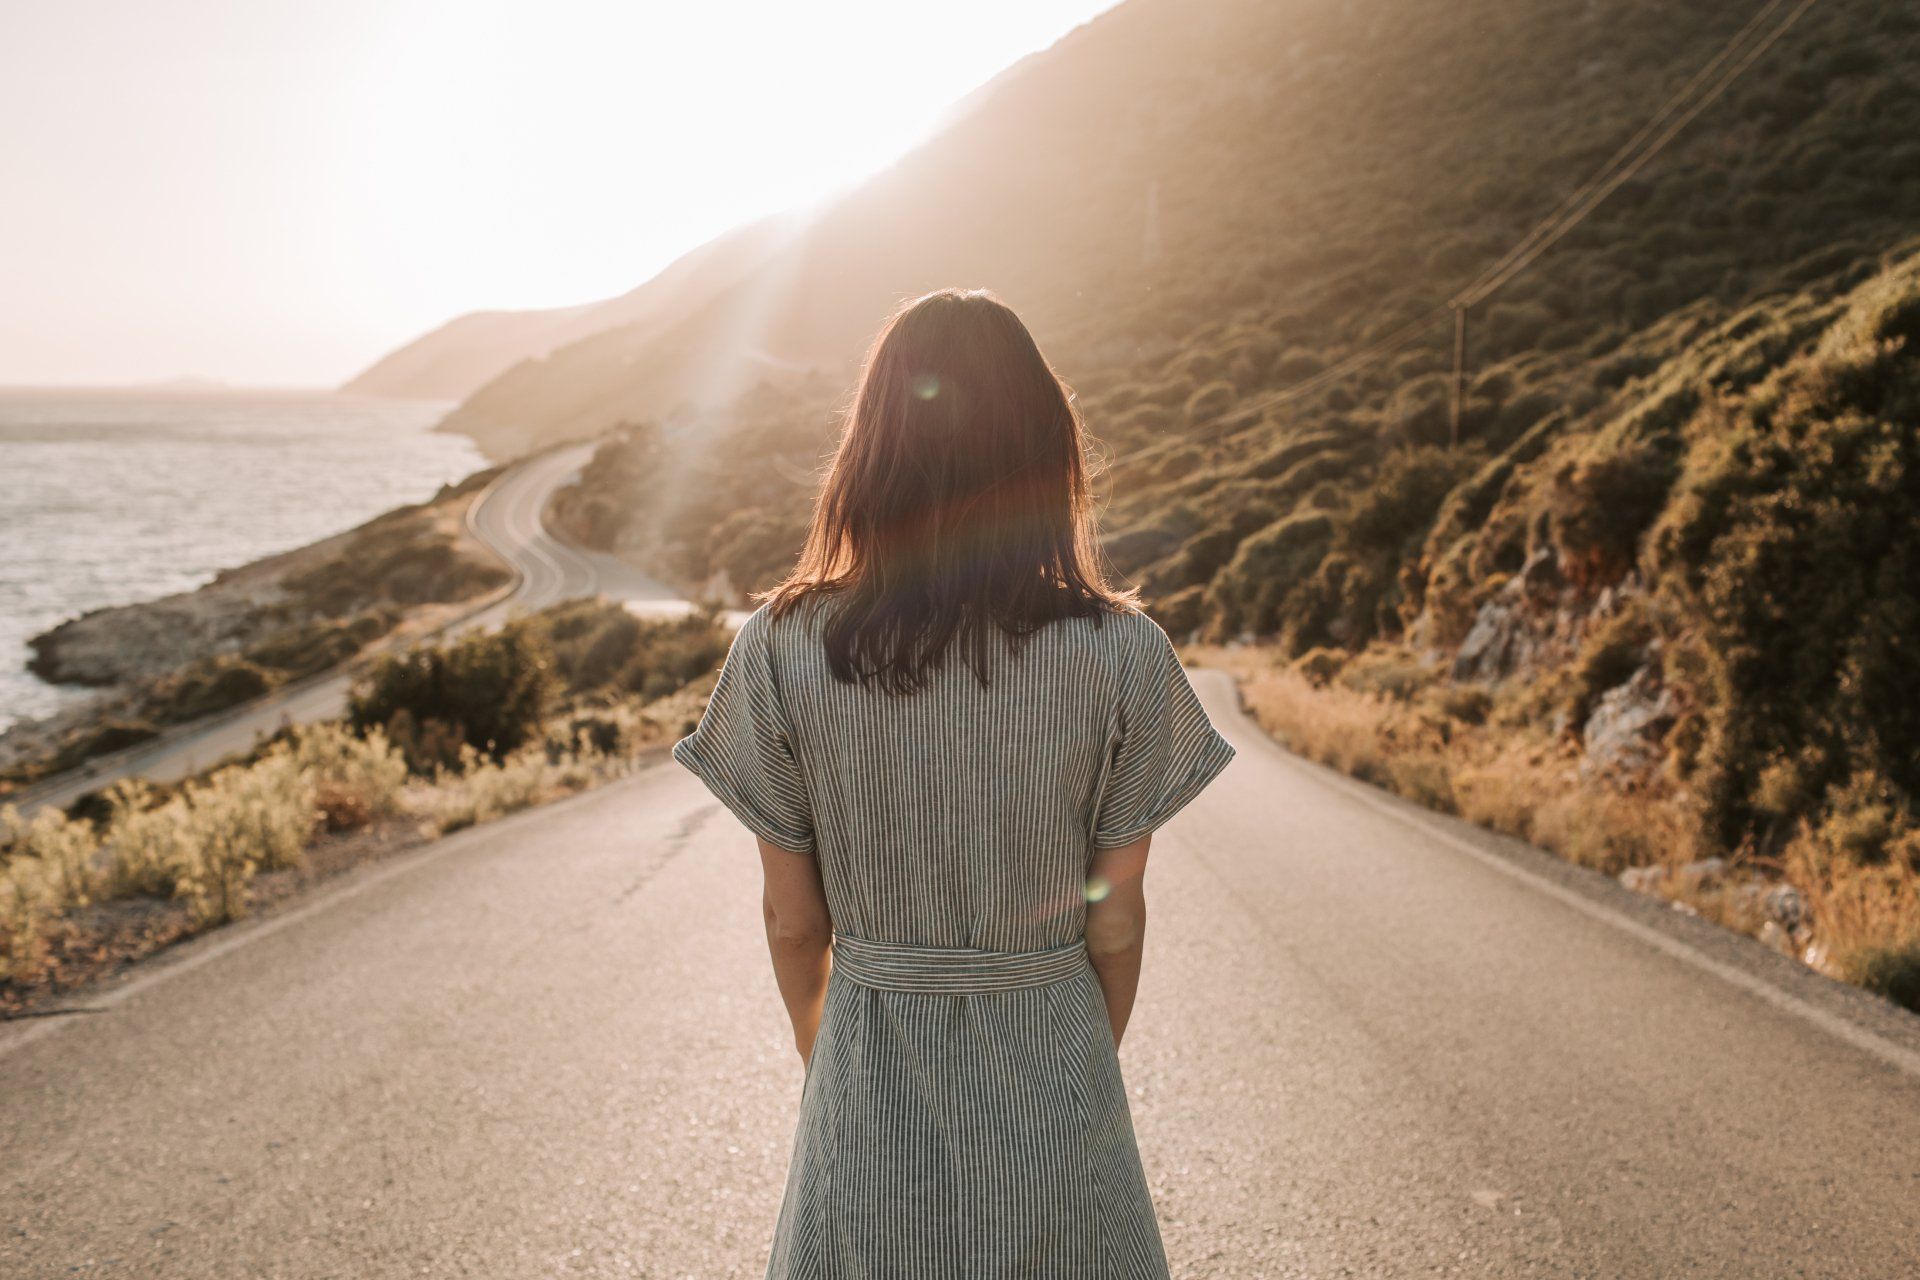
[1084,833,1153,1050]
[757,837,833,1066]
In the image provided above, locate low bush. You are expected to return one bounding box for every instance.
[350,619,560,771]
[1291,647,1346,687]
[105,752,315,929]
[1337,645,1434,702]
[1544,441,1674,590]
[285,722,409,832]
[0,807,103,982]
[418,744,558,835]
[543,601,730,701]
[246,610,397,681]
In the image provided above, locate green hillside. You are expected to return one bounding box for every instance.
[432,0,1917,458]
[528,0,1920,1001]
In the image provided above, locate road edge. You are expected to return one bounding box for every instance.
[1194,665,1920,1081]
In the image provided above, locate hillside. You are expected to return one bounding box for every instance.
[342,306,596,401]
[412,0,1918,462]
[340,216,795,403]
[526,0,1920,1002]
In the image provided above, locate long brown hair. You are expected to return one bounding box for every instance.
[761,288,1138,692]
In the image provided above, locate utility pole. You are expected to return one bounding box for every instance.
[1449,303,1469,449]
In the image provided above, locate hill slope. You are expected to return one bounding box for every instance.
[419,0,1917,461]
[342,306,596,401]
[341,216,794,402]
[523,0,1920,1002]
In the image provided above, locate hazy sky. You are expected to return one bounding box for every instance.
[1,0,1116,387]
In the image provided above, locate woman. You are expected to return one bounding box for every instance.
[672,288,1236,1277]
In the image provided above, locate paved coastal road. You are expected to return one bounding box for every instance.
[465,444,695,620]
[5,671,1918,1278]
[14,444,691,817]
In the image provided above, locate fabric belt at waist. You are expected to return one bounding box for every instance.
[831,933,1090,994]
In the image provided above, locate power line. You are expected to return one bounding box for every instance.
[1130,0,1820,467]
[1456,0,1820,307]
[1452,0,1796,307]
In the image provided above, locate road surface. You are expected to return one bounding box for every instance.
[14,444,692,817]
[4,670,1917,1278]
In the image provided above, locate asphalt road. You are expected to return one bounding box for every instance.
[13,443,695,817]
[4,670,1918,1278]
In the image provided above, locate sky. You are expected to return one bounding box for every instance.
[0,0,1118,388]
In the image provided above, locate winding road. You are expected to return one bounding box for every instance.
[4,667,1918,1277]
[13,443,685,817]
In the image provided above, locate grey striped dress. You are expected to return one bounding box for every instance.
[671,595,1236,1278]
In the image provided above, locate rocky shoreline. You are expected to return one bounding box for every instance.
[2,469,511,796]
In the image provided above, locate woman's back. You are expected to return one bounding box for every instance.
[680,595,1233,951]
[674,594,1234,1279]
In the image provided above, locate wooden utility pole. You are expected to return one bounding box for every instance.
[1449,303,1469,448]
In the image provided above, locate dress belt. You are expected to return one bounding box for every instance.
[830,933,1091,994]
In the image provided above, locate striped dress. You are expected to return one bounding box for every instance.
[671,595,1237,1278]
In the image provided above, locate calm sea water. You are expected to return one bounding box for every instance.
[0,390,485,733]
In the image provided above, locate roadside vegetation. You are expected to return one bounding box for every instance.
[1205,645,1919,1013]
[1179,250,1920,1013]
[0,602,728,1015]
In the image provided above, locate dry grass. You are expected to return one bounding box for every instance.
[2,715,670,995]
[1203,643,1703,876]
[1192,643,1920,1010]
[1782,803,1920,1007]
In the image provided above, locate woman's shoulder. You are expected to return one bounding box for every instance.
[742,591,839,658]
[1095,602,1171,645]
[1056,602,1173,669]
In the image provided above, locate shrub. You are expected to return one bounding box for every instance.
[285,722,408,832]
[420,745,555,835]
[1343,447,1481,557]
[151,657,276,724]
[0,806,104,982]
[286,516,509,615]
[0,857,57,984]
[1337,646,1433,702]
[105,781,190,900]
[163,754,314,926]
[1425,682,1493,726]
[350,619,560,770]
[1545,441,1674,589]
[1203,511,1334,639]
[1559,596,1656,731]
[1848,946,1920,1012]
[246,610,396,680]
[1292,647,1347,687]
[1649,259,1920,849]
[2,805,102,909]
[1783,777,1920,1011]
[1245,430,1349,482]
[1385,374,1450,447]
[99,747,316,928]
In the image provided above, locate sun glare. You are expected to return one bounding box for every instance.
[0,0,1117,384]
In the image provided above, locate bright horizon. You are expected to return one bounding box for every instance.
[0,0,1117,389]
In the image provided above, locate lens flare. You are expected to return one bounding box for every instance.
[1083,875,1111,903]
[912,372,941,400]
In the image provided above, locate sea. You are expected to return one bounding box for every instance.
[0,389,486,734]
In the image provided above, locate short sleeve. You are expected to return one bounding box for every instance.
[1091,620,1237,850]
[671,609,816,854]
